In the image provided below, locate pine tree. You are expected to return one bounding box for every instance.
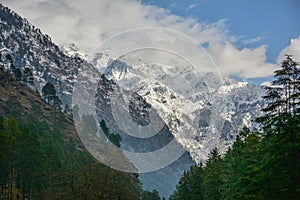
[257,55,300,138]
[13,68,22,81]
[42,82,56,104]
[99,119,122,147]
[170,164,203,200]
[256,55,300,199]
[2,117,21,200]
[142,190,161,200]
[100,119,109,137]
[4,54,22,81]
[202,148,224,200]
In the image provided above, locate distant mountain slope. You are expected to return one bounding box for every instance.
[0,4,194,197]
[0,3,266,198]
[100,57,265,163]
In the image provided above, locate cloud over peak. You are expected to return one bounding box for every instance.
[3,0,294,79]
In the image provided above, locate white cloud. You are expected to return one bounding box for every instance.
[186,3,197,11]
[243,36,263,45]
[2,0,278,78]
[208,42,278,78]
[277,36,300,63]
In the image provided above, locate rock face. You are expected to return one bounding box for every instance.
[0,3,265,198]
[0,4,83,106]
[100,59,264,163]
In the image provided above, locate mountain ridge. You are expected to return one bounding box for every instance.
[0,3,265,198]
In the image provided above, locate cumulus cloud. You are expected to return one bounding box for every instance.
[208,43,278,78]
[2,0,278,78]
[277,36,300,63]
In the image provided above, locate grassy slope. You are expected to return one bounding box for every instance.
[0,68,81,148]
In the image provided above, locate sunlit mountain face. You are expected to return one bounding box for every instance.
[0,4,266,197]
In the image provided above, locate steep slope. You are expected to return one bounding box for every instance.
[0,4,195,197]
[0,67,80,145]
[0,3,266,198]
[0,4,82,105]
[0,68,143,199]
[100,58,264,163]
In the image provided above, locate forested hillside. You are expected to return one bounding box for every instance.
[0,57,144,199]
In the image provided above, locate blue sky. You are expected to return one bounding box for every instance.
[3,0,300,84]
[142,0,300,63]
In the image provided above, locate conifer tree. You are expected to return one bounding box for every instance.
[202,148,223,200]
[256,55,300,199]
[257,55,300,138]
[42,82,56,104]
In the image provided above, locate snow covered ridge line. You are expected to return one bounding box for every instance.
[83,48,265,163]
[1,2,264,165]
[0,4,87,107]
[60,41,264,164]
[0,4,266,196]
[60,43,88,60]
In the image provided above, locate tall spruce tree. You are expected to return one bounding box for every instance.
[257,55,300,138]
[256,55,300,199]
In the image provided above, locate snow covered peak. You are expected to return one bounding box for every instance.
[104,60,129,81]
[100,56,264,163]
[218,81,248,94]
[88,52,112,74]
[60,43,87,59]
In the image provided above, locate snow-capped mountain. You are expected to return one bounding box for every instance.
[60,43,87,60]
[98,57,264,163]
[0,4,193,196]
[0,3,265,197]
[0,4,84,106]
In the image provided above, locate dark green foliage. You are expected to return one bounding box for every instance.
[44,162,141,200]
[202,148,223,200]
[12,68,22,81]
[0,114,142,199]
[0,70,141,199]
[108,133,122,147]
[143,189,161,200]
[100,119,122,147]
[41,82,63,113]
[42,82,56,104]
[170,164,203,200]
[9,63,22,81]
[5,54,12,62]
[0,53,22,81]
[172,56,300,200]
[257,55,300,137]
[100,119,109,136]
